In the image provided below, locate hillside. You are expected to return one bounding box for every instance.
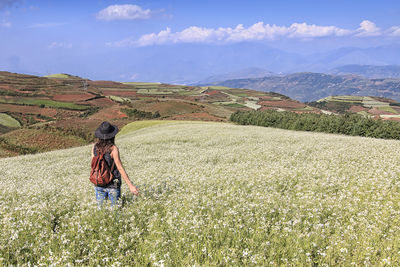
[308,95,400,120]
[194,67,276,85]
[0,71,315,157]
[203,72,400,102]
[329,64,400,78]
[1,122,400,265]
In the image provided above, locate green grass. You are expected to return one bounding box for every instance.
[137,89,174,95]
[0,98,91,110]
[223,103,246,108]
[118,120,178,136]
[122,82,161,86]
[318,96,363,103]
[378,106,398,114]
[118,120,209,136]
[106,95,131,103]
[204,86,234,90]
[293,106,314,111]
[44,73,71,79]
[0,113,21,128]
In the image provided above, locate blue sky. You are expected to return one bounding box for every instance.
[1,0,400,82]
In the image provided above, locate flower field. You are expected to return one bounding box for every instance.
[1,122,400,265]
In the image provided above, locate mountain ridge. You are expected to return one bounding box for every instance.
[200,72,400,102]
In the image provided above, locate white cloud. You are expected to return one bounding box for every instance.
[387,26,400,37]
[97,4,151,21]
[108,20,399,47]
[48,42,72,49]
[355,20,381,37]
[131,22,352,46]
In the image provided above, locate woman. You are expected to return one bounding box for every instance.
[92,121,139,206]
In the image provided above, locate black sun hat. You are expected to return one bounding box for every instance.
[95,121,119,140]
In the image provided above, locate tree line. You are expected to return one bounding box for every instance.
[230,110,400,140]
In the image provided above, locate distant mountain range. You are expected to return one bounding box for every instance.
[194,67,277,85]
[328,64,400,78]
[199,72,400,102]
[6,43,400,84]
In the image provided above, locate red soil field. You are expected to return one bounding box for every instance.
[90,106,128,120]
[205,90,219,96]
[86,97,116,107]
[89,81,124,87]
[15,90,35,94]
[0,104,58,116]
[259,100,306,109]
[141,100,201,115]
[349,105,368,113]
[53,93,96,102]
[369,107,396,116]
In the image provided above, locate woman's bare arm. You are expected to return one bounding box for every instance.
[111,146,139,195]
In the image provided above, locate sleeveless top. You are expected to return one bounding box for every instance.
[93,145,122,189]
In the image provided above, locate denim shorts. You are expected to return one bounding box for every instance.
[95,186,121,207]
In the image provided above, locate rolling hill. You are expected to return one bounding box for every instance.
[1,121,400,265]
[0,71,316,157]
[328,64,400,78]
[308,95,400,120]
[202,72,400,102]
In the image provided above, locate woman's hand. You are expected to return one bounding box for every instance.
[129,184,139,196]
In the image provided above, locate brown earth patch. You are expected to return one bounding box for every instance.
[369,107,394,116]
[260,107,282,111]
[259,96,274,100]
[86,97,116,107]
[205,90,219,96]
[53,93,96,102]
[15,89,36,94]
[184,96,204,102]
[259,100,306,109]
[1,128,86,151]
[0,104,58,117]
[383,117,400,122]
[90,106,128,120]
[89,81,124,87]
[349,105,368,113]
[132,100,202,116]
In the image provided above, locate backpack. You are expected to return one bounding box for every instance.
[90,150,115,186]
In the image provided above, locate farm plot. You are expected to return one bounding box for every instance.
[1,122,400,265]
[0,113,20,127]
[0,97,91,110]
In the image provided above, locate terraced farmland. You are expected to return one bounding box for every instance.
[0,71,319,157]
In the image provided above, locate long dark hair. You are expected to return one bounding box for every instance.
[95,137,115,154]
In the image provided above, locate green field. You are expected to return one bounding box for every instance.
[0,113,20,127]
[117,120,181,136]
[44,73,71,79]
[106,95,131,103]
[1,122,400,265]
[223,103,246,108]
[122,82,162,86]
[0,98,91,110]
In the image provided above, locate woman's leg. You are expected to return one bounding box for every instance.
[107,188,121,206]
[95,186,107,207]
